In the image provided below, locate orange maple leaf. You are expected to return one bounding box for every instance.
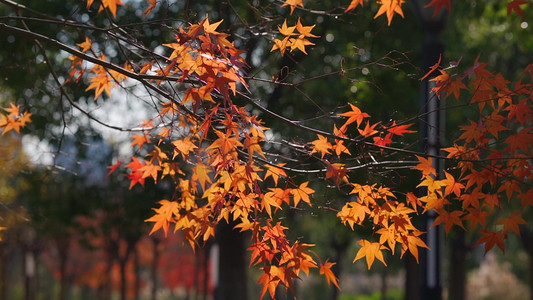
[87,0,124,18]
[281,0,304,14]
[140,163,162,182]
[358,121,379,137]
[106,159,121,177]
[475,230,506,254]
[291,181,314,207]
[442,171,465,197]
[420,54,442,81]
[496,212,527,236]
[131,134,151,149]
[353,240,388,269]
[310,134,332,158]
[463,207,490,229]
[143,0,157,17]
[339,103,370,128]
[145,200,180,236]
[413,155,436,177]
[345,0,365,12]
[374,0,405,26]
[320,260,340,289]
[386,121,415,136]
[337,201,370,229]
[433,209,465,235]
[76,37,92,53]
[192,163,212,191]
[264,163,287,186]
[400,232,428,263]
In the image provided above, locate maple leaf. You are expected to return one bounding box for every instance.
[507,0,530,18]
[325,162,349,187]
[172,137,198,158]
[339,103,370,128]
[373,133,393,147]
[475,230,506,254]
[442,171,465,197]
[417,176,445,194]
[433,209,465,235]
[88,0,124,18]
[425,0,451,17]
[76,37,92,53]
[413,155,436,178]
[386,121,415,136]
[310,134,332,158]
[192,163,212,191]
[420,54,442,81]
[291,181,314,207]
[85,72,113,99]
[145,199,179,236]
[374,0,405,26]
[296,18,319,38]
[358,121,379,137]
[125,157,146,188]
[496,212,527,236]
[320,260,340,289]
[337,201,371,229]
[140,163,162,182]
[447,77,468,99]
[406,192,422,211]
[483,193,501,210]
[261,193,282,218]
[106,159,121,177]
[143,0,157,17]
[353,240,388,269]
[345,0,365,12]
[400,232,428,262]
[131,134,151,149]
[462,207,490,229]
[281,0,304,15]
[377,226,398,253]
[203,18,224,35]
[264,163,287,186]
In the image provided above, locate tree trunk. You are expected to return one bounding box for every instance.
[404,253,420,300]
[133,247,140,300]
[118,242,134,300]
[330,238,348,300]
[150,237,160,300]
[215,220,248,300]
[520,226,533,300]
[448,230,467,300]
[0,244,7,300]
[57,238,69,300]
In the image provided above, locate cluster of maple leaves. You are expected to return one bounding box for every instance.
[0,103,32,136]
[2,0,531,297]
[74,0,532,297]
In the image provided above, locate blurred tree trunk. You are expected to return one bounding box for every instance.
[330,238,349,300]
[448,230,467,300]
[118,240,135,300]
[134,247,140,300]
[215,220,248,300]
[520,226,533,300]
[404,253,420,300]
[56,237,70,300]
[150,237,160,300]
[0,244,7,300]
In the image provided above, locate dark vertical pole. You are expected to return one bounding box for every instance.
[418,13,446,300]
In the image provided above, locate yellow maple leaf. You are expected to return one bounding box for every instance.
[353,240,388,269]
